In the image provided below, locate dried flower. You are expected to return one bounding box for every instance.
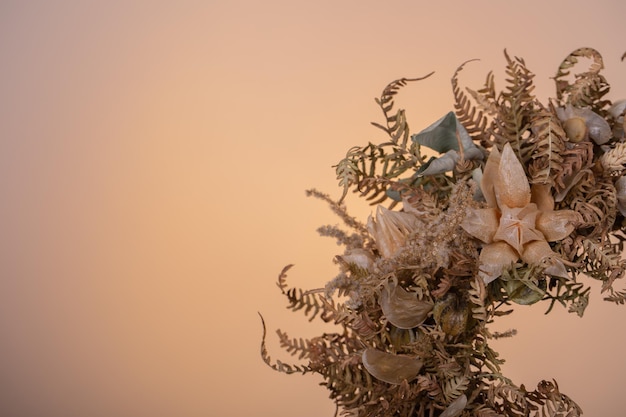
[461,143,580,283]
[367,206,419,258]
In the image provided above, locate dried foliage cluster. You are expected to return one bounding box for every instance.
[261,48,626,417]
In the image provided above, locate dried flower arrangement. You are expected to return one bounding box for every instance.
[260,48,626,416]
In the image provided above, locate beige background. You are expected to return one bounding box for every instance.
[1,1,626,416]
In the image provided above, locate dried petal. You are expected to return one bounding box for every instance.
[478,241,519,284]
[380,282,433,329]
[481,146,501,208]
[521,240,569,279]
[460,207,499,243]
[362,348,423,385]
[536,210,579,242]
[496,143,531,208]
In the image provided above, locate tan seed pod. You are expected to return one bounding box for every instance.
[563,117,587,142]
[433,293,469,337]
[361,348,423,385]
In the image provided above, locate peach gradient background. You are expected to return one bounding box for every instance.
[2,1,626,416]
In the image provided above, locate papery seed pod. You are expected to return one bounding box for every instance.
[361,348,423,385]
[433,293,469,337]
[380,282,433,329]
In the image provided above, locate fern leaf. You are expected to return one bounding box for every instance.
[604,289,626,304]
[277,329,311,360]
[443,375,469,402]
[334,74,437,204]
[375,73,435,147]
[452,58,495,146]
[469,275,488,322]
[492,50,536,149]
[276,264,330,321]
[258,314,311,374]
[525,103,566,185]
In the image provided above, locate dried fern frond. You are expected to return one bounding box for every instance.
[542,275,590,316]
[452,59,494,147]
[259,313,311,375]
[371,73,435,147]
[277,329,311,360]
[468,275,488,322]
[335,74,437,204]
[335,142,420,205]
[524,380,582,417]
[525,103,566,186]
[492,50,536,150]
[604,288,626,304]
[277,264,330,321]
[552,140,594,199]
[553,47,610,112]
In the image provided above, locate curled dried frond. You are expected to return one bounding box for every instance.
[372,74,435,147]
[259,314,311,375]
[277,265,331,321]
[553,47,610,112]
[600,141,626,174]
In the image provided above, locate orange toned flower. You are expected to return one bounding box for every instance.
[461,143,580,283]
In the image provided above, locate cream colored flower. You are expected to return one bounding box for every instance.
[461,143,580,283]
[367,206,420,259]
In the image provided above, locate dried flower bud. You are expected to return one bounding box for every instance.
[433,293,469,337]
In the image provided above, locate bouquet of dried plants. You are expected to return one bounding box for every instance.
[260,48,626,417]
